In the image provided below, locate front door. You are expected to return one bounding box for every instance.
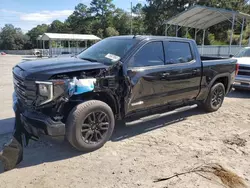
[124,41,169,114]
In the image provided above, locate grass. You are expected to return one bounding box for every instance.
[154,163,247,188]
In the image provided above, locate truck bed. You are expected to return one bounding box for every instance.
[201,56,228,61]
[201,56,237,69]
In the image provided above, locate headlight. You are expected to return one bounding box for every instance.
[38,84,50,96]
[35,81,53,105]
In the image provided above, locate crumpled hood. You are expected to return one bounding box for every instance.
[16,57,108,80]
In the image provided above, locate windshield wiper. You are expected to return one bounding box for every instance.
[80,57,98,62]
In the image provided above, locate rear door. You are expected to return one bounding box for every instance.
[161,41,201,103]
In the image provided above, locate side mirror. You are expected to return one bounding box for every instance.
[229,54,234,58]
[127,69,136,77]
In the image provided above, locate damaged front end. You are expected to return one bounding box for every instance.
[0,61,124,172]
[0,78,89,171]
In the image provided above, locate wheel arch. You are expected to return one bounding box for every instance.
[208,73,231,95]
[91,92,120,117]
[65,91,120,119]
[197,73,231,101]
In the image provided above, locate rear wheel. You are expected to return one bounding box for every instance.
[66,100,115,152]
[203,83,225,112]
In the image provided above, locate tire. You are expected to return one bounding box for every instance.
[66,100,115,152]
[203,82,225,112]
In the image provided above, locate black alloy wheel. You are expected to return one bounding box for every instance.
[211,86,224,108]
[203,82,225,112]
[66,100,115,152]
[81,111,110,144]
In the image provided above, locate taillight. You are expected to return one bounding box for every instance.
[235,63,239,75]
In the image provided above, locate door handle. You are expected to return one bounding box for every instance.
[161,72,170,77]
[192,69,200,74]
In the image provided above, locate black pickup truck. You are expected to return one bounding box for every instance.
[0,36,238,171]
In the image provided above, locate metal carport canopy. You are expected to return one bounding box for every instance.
[164,5,250,55]
[165,5,250,30]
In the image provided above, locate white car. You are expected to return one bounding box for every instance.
[32,49,41,56]
[233,47,250,90]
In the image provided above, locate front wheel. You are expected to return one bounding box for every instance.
[203,83,225,112]
[66,100,115,152]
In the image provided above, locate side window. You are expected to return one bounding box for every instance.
[164,42,194,64]
[128,42,164,67]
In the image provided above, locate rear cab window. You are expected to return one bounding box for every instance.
[164,41,194,64]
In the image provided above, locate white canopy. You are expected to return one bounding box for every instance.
[38,33,101,41]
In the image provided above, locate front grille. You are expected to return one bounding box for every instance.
[239,65,250,71]
[238,71,250,76]
[13,67,36,106]
[238,66,250,76]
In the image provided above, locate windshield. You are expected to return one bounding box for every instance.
[234,48,250,57]
[77,38,138,65]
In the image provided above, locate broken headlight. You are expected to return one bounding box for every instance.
[35,81,53,105]
[35,80,69,106]
[38,84,51,96]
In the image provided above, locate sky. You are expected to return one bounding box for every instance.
[0,0,146,33]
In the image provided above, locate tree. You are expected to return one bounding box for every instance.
[0,24,30,50]
[27,24,48,48]
[105,27,119,36]
[66,3,93,34]
[47,20,70,33]
[112,8,130,35]
[132,3,145,35]
[90,0,115,37]
[143,0,194,35]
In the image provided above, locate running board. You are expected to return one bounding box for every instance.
[126,104,198,126]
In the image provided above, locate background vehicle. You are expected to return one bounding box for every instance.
[32,49,41,56]
[232,47,250,90]
[0,36,238,171]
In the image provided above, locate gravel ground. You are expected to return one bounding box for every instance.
[0,55,249,188]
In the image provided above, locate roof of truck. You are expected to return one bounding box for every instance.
[109,35,195,42]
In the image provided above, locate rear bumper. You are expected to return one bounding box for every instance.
[233,75,250,90]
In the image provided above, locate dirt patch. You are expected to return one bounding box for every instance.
[223,136,247,147]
